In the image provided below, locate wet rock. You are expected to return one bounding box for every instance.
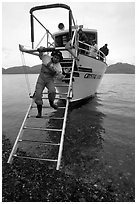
[107,179,113,183]
[93,194,98,200]
[93,184,98,188]
[79,197,86,202]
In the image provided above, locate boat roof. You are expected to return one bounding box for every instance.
[30,4,71,14]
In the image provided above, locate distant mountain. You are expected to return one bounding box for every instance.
[2,65,41,74]
[2,62,135,74]
[106,63,135,74]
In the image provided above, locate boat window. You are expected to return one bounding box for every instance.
[55,33,70,47]
[85,32,97,44]
[55,31,97,47]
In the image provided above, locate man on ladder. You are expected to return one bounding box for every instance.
[8,44,76,169]
[33,47,64,118]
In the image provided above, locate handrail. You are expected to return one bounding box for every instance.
[78,40,106,62]
[98,50,106,62]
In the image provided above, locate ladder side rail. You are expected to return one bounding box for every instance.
[71,29,77,46]
[71,13,76,27]
[67,58,75,98]
[56,98,69,170]
[56,58,76,170]
[7,100,34,164]
[74,29,79,60]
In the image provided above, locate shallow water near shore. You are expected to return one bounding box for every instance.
[2,73,135,201]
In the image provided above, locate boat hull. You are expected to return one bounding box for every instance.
[56,54,107,102]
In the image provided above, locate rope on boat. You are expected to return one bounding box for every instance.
[20,51,32,97]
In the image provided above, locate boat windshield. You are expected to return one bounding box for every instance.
[55,31,97,47]
[55,32,70,47]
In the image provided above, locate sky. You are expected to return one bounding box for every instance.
[2,1,135,68]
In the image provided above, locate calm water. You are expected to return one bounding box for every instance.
[2,74,135,198]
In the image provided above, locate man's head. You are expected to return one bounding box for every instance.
[51,50,63,63]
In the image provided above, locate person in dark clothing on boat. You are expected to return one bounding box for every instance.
[78,28,88,43]
[78,28,88,54]
[33,47,64,118]
[99,44,109,61]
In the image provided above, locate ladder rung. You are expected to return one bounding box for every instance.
[61,63,72,65]
[40,97,67,100]
[24,126,62,132]
[28,115,64,120]
[62,78,70,81]
[43,92,67,95]
[42,97,66,99]
[13,154,58,162]
[61,62,73,64]
[62,66,72,69]
[19,139,60,146]
[55,84,69,87]
[49,117,64,120]
[31,105,66,109]
[41,106,66,109]
[39,106,65,109]
[57,97,67,100]
[62,58,73,60]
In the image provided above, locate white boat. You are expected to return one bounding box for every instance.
[20,3,108,102]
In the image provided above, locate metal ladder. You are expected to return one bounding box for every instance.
[7,58,75,170]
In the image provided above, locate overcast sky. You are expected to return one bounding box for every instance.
[2,1,135,68]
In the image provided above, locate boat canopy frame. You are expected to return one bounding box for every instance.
[30,3,75,49]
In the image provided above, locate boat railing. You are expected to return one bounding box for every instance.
[35,30,55,49]
[78,40,106,63]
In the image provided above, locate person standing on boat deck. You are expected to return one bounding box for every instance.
[33,47,64,118]
[88,40,98,58]
[99,44,109,61]
[78,28,88,54]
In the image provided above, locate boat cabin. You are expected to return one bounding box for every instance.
[54,29,98,48]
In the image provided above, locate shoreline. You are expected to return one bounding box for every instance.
[2,134,135,202]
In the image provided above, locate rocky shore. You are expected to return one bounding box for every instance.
[2,134,135,202]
